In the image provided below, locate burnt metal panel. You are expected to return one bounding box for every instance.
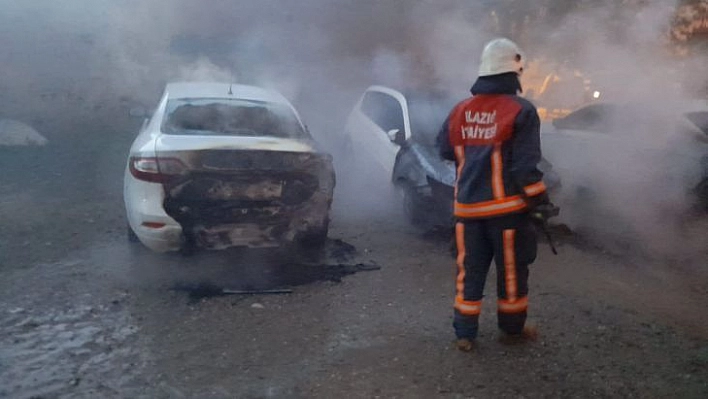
[159,149,335,249]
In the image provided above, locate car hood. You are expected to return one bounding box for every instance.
[155,134,319,153]
[406,142,457,187]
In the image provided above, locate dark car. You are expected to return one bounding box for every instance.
[543,101,708,211]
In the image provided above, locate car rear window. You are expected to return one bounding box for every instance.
[162,98,308,138]
[686,111,708,135]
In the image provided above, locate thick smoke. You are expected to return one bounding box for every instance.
[525,1,708,258]
[1,0,706,257]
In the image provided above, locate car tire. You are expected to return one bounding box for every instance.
[297,225,329,249]
[402,185,430,226]
[296,214,330,248]
[294,222,329,263]
[694,178,708,211]
[127,224,139,243]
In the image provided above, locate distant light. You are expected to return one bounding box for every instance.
[593,91,601,99]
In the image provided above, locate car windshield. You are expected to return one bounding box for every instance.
[162,98,308,138]
[406,93,457,147]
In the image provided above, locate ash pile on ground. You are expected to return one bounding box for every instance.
[169,238,381,303]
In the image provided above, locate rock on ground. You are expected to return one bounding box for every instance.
[0,119,49,146]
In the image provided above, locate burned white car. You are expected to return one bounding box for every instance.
[124,82,335,253]
[344,86,560,226]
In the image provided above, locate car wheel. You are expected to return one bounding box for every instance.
[294,222,329,262]
[402,185,427,226]
[694,178,708,211]
[297,217,330,249]
[127,224,139,243]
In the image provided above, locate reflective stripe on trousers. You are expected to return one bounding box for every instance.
[452,214,536,339]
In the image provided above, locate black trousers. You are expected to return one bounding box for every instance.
[453,213,537,339]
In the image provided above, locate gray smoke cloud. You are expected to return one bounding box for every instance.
[1,0,706,257]
[524,1,708,258]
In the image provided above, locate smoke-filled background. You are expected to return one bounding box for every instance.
[1,0,707,257]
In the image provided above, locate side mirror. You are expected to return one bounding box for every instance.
[386,129,404,145]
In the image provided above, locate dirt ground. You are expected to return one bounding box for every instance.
[1,96,707,399]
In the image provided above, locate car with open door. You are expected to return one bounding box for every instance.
[123,82,335,253]
[344,85,561,227]
[343,86,410,181]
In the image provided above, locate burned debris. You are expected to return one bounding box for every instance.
[161,149,335,250]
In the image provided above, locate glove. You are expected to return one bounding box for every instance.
[527,191,559,221]
[530,202,560,224]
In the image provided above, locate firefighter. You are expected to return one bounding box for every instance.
[437,38,557,351]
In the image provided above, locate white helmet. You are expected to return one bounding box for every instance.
[478,38,525,77]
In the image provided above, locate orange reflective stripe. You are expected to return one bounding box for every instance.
[455,222,466,305]
[503,229,517,301]
[523,181,547,197]
[455,298,482,315]
[454,223,481,316]
[454,146,465,198]
[491,143,505,199]
[498,297,528,313]
[454,146,465,174]
[454,196,527,218]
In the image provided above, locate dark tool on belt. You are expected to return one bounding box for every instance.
[530,203,560,255]
[512,177,561,255]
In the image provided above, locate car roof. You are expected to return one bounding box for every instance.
[366,85,451,102]
[681,99,708,113]
[165,82,289,104]
[571,100,708,114]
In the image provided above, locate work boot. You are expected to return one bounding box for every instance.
[455,338,475,352]
[498,325,539,345]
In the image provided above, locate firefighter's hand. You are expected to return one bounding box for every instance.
[530,203,560,224]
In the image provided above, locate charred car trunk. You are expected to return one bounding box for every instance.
[160,150,334,250]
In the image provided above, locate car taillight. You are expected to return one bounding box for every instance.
[129,157,186,183]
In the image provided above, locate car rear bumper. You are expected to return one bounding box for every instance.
[125,173,184,252]
[134,223,184,252]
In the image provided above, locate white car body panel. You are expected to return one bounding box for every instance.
[345,113,398,176]
[123,174,182,252]
[344,86,412,178]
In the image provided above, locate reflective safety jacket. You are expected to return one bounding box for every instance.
[437,73,546,219]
